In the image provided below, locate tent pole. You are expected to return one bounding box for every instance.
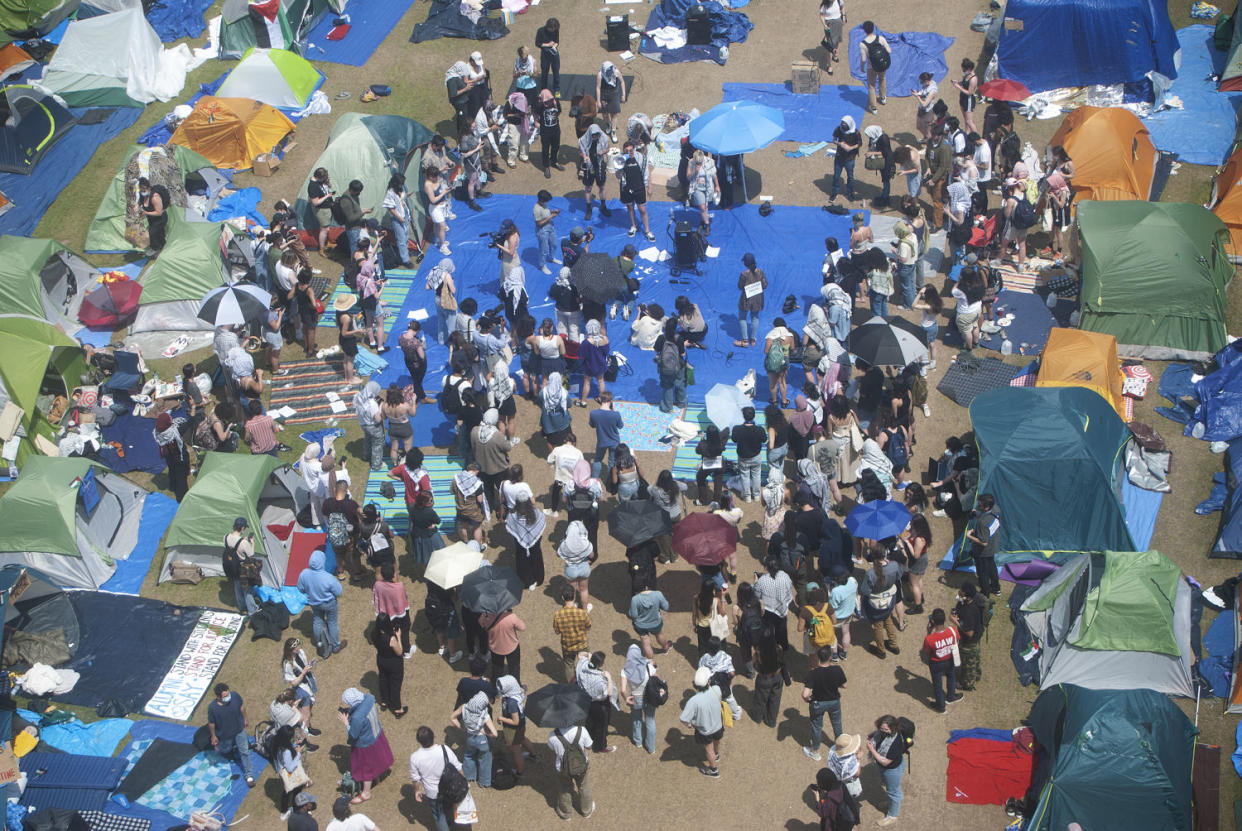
[1194,683,1200,728]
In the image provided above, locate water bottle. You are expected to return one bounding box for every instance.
[1045,291,1058,309]
[1069,310,1080,327]
[1000,337,1013,355]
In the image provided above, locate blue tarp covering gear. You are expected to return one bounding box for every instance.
[847,27,955,99]
[310,0,418,63]
[1211,438,1242,557]
[640,0,753,66]
[1198,607,1234,695]
[364,193,858,407]
[409,0,508,43]
[146,0,215,42]
[1144,26,1242,166]
[0,106,142,236]
[996,0,1179,93]
[720,83,867,143]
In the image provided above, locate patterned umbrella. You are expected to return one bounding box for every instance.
[847,318,928,368]
[197,283,271,327]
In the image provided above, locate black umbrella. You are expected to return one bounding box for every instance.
[607,499,672,548]
[853,309,929,345]
[570,252,628,304]
[197,283,272,326]
[525,683,591,729]
[846,318,929,368]
[459,563,525,615]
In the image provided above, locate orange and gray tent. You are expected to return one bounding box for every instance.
[1035,328,1127,421]
[1210,112,1242,260]
[0,44,34,81]
[170,96,294,171]
[1049,106,1157,202]
[0,86,77,174]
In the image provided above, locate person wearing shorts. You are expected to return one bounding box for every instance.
[687,150,718,233]
[578,124,611,221]
[308,167,336,252]
[617,140,655,241]
[334,295,361,386]
[425,167,452,255]
[951,280,981,351]
[680,666,724,777]
[628,582,671,658]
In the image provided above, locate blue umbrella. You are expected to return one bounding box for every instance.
[844,500,912,541]
[689,101,786,155]
[704,382,749,429]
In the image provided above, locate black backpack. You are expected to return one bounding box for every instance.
[439,377,467,417]
[1011,194,1037,229]
[867,37,891,71]
[776,538,806,582]
[438,746,470,805]
[895,717,917,768]
[645,670,669,708]
[222,537,242,580]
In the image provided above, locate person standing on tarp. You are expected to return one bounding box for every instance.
[138,177,169,252]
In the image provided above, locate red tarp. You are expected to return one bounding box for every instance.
[945,737,1035,805]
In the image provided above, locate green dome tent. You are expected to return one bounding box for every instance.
[0,236,98,334]
[0,0,79,41]
[0,457,147,589]
[160,452,307,586]
[1078,200,1233,361]
[294,112,434,248]
[131,210,232,336]
[0,315,86,466]
[215,47,324,111]
[218,0,341,61]
[85,143,217,255]
[1025,685,1194,831]
[966,387,1134,563]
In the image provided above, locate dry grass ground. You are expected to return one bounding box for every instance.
[23,0,1242,827]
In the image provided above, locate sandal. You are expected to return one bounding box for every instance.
[732,339,748,347]
[350,795,371,805]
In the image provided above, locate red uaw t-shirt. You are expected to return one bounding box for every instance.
[922,625,959,662]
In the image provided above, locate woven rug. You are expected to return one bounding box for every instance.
[670,409,767,483]
[267,350,388,426]
[992,263,1038,294]
[118,740,235,819]
[318,267,421,327]
[364,455,465,535]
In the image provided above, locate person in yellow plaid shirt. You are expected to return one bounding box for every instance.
[552,586,592,681]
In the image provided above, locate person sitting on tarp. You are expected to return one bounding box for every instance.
[207,682,257,787]
[138,177,169,252]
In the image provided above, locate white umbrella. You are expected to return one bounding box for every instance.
[705,382,749,429]
[425,542,485,589]
[197,283,272,327]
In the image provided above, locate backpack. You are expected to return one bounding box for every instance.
[658,342,682,376]
[866,37,891,71]
[438,746,471,805]
[644,669,669,708]
[1010,194,1037,229]
[776,538,805,582]
[440,377,468,417]
[764,340,789,373]
[556,728,589,777]
[807,603,836,647]
[885,427,909,469]
[326,511,352,549]
[222,537,242,580]
[894,716,917,767]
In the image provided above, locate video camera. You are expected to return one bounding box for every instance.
[481,218,518,251]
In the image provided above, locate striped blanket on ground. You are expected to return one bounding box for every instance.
[268,349,386,426]
[670,407,767,483]
[318,267,422,327]
[364,455,465,535]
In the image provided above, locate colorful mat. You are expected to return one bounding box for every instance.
[100,493,178,595]
[364,455,465,535]
[990,263,1038,294]
[79,811,151,831]
[285,530,328,586]
[318,267,421,326]
[721,83,868,143]
[669,408,767,483]
[613,401,677,453]
[268,358,363,426]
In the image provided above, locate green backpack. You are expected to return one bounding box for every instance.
[765,340,789,373]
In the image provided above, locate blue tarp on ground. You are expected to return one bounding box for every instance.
[1144,26,1242,166]
[996,0,1179,92]
[146,0,214,42]
[100,492,178,595]
[0,106,143,237]
[207,187,266,224]
[640,0,752,65]
[138,74,226,147]
[720,83,868,143]
[307,0,419,65]
[368,193,858,407]
[54,593,212,711]
[40,718,134,757]
[848,27,954,99]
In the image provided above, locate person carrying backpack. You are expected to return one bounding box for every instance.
[223,517,259,615]
[548,723,594,819]
[1003,179,1034,271]
[859,21,891,114]
[866,714,909,826]
[655,331,687,414]
[798,586,839,660]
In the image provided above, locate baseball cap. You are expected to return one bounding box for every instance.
[293,792,317,807]
[693,666,711,689]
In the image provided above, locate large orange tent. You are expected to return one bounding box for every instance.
[1035,328,1127,421]
[1049,107,1157,202]
[170,96,293,171]
[1211,114,1242,260]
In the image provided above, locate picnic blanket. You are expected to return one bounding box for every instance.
[268,357,371,426]
[364,456,464,534]
[614,401,678,452]
[99,413,164,474]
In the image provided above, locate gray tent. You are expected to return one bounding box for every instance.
[1020,550,1194,697]
[0,566,79,668]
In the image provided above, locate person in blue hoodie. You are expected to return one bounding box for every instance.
[297,549,346,658]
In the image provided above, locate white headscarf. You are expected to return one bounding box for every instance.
[426,259,455,292]
[864,124,883,141]
[558,520,593,565]
[840,115,856,132]
[761,477,785,517]
[488,362,514,407]
[554,266,573,289]
[585,319,603,343]
[445,61,471,83]
[821,282,852,315]
[601,61,617,83]
[341,687,365,708]
[454,468,483,497]
[804,303,833,349]
[542,372,567,411]
[798,458,833,506]
[622,643,649,687]
[353,380,382,424]
[579,124,608,160]
[477,408,500,444]
[497,674,525,708]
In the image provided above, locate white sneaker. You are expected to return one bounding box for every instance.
[528,583,539,591]
[448,650,464,663]
[628,226,637,237]
[932,509,947,518]
[587,603,594,613]
[404,647,417,659]
[922,404,931,417]
[928,360,937,370]
[438,646,446,656]
[541,266,552,275]
[439,244,451,255]
[280,810,291,821]
[622,305,631,321]
[519,154,529,162]
[802,746,822,762]
[610,304,618,319]
[446,211,458,220]
[311,268,323,275]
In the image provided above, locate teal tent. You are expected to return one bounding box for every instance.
[966,386,1134,562]
[1025,684,1195,831]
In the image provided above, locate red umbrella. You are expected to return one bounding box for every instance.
[79,274,142,329]
[978,78,1030,102]
[672,512,738,566]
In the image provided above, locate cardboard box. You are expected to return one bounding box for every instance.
[0,744,19,786]
[253,153,280,177]
[792,61,820,95]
